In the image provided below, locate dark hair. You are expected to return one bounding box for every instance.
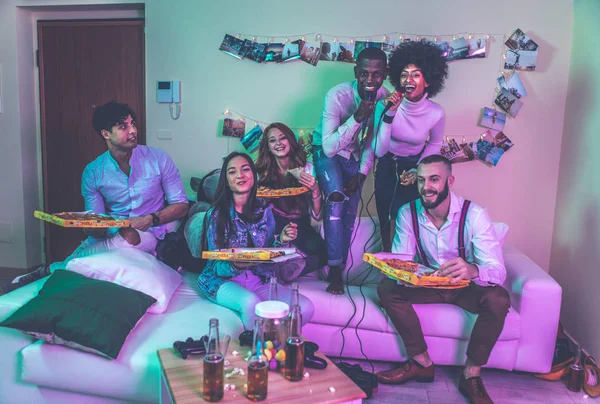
[388,41,449,98]
[356,47,387,65]
[92,101,137,141]
[256,122,306,186]
[419,154,452,173]
[211,152,261,248]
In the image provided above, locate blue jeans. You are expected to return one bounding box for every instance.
[312,147,362,267]
[375,153,421,252]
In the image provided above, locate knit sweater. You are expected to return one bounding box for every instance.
[372,94,445,160]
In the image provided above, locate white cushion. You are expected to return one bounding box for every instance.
[494,222,509,247]
[66,249,182,314]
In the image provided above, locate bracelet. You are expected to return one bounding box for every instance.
[382,114,395,124]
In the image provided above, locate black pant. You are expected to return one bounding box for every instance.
[375,153,420,252]
[274,213,327,274]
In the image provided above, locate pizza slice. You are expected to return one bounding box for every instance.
[287,167,305,180]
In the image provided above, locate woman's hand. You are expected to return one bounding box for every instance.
[400,169,417,186]
[298,173,320,197]
[280,222,298,243]
[383,91,404,113]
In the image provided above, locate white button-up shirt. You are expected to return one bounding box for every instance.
[312,80,389,176]
[392,192,506,286]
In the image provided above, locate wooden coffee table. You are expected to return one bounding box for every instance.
[158,340,366,403]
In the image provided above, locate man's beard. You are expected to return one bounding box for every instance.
[420,180,450,209]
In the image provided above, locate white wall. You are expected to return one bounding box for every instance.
[144,0,573,271]
[1,0,573,272]
[550,0,600,359]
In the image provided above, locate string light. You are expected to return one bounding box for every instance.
[301,36,305,41]
[367,36,371,42]
[453,35,456,41]
[350,38,355,44]
[333,37,338,43]
[399,34,403,40]
[285,37,289,43]
[236,34,241,39]
[486,34,490,40]
[269,38,274,43]
[468,34,473,40]
[299,130,305,135]
[224,109,231,115]
[416,35,421,41]
[252,36,256,42]
[383,34,387,42]
[462,136,466,145]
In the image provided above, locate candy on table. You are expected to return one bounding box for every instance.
[224,360,230,366]
[328,387,336,393]
[304,372,310,378]
[265,350,273,361]
[269,358,278,371]
[232,350,239,356]
[265,340,274,350]
[275,349,286,362]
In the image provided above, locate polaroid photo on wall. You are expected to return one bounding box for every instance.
[264,43,283,62]
[440,138,476,164]
[245,42,267,63]
[300,41,321,66]
[382,40,400,60]
[241,125,263,158]
[433,41,449,58]
[480,107,507,131]
[219,34,246,59]
[319,41,339,61]
[494,88,523,118]
[498,71,527,98]
[353,41,382,60]
[222,118,246,138]
[281,40,303,63]
[466,37,487,58]
[447,37,469,61]
[476,130,514,167]
[336,42,356,63]
[504,49,537,71]
[505,28,539,51]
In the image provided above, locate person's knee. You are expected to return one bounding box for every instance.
[484,287,511,316]
[119,228,141,246]
[327,191,345,203]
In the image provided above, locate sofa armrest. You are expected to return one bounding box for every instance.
[0,277,48,322]
[502,246,562,373]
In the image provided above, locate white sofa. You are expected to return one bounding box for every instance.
[0,218,562,403]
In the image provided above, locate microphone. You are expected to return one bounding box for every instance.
[382,88,405,115]
[360,90,376,142]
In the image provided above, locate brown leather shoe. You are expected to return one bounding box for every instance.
[376,360,434,385]
[458,374,493,404]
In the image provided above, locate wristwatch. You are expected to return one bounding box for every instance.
[150,213,160,227]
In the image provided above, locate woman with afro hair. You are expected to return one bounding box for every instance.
[372,41,449,251]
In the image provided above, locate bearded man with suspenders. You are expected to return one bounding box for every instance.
[376,154,510,404]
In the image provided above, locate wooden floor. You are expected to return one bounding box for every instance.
[347,360,589,403]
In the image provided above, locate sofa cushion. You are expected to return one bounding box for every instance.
[0,270,156,359]
[315,216,385,286]
[20,272,244,403]
[67,249,182,314]
[296,279,520,341]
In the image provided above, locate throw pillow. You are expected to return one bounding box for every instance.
[66,249,182,314]
[0,270,155,359]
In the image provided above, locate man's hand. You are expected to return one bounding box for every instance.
[280,222,298,243]
[434,258,479,283]
[354,100,376,123]
[344,173,366,196]
[383,91,403,113]
[128,215,153,232]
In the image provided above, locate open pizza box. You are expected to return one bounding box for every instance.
[202,247,301,263]
[363,252,470,289]
[34,210,130,228]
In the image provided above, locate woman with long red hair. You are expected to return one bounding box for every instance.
[256,123,327,278]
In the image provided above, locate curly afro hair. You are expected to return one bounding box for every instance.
[388,41,449,98]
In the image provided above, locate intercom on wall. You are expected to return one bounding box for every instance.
[156,81,181,103]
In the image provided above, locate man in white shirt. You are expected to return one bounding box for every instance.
[312,47,390,295]
[376,154,509,404]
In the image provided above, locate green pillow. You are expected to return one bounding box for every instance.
[0,270,156,359]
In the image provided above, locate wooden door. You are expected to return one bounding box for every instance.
[38,19,145,263]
